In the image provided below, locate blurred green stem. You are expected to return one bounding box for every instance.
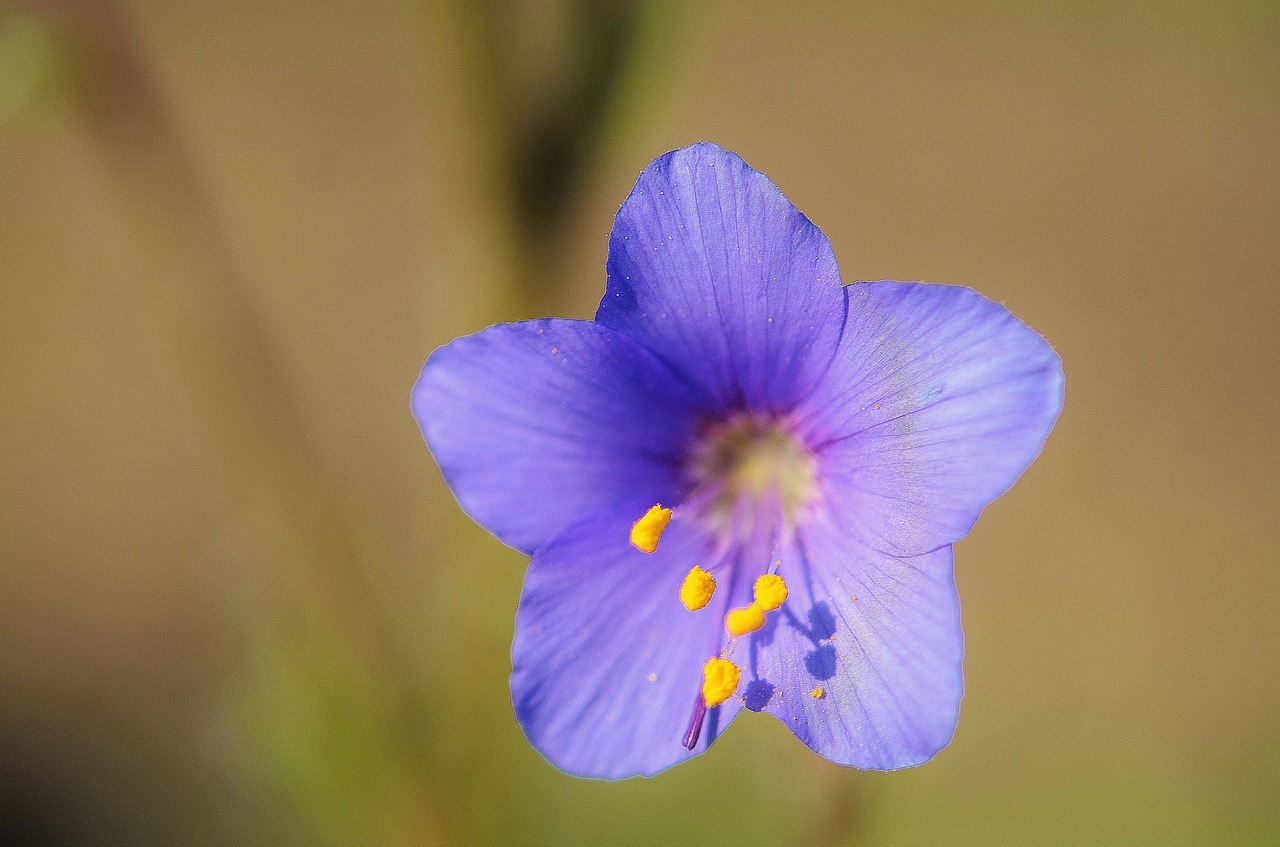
[22,2,447,843]
[32,2,337,552]
[427,0,706,314]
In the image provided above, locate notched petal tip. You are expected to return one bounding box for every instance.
[598,142,848,410]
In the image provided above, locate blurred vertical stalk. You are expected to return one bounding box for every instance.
[16,2,446,844]
[18,0,347,580]
[424,0,706,315]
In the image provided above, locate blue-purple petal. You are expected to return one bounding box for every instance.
[598,142,846,411]
[511,508,744,779]
[801,282,1064,557]
[746,527,962,770]
[412,319,696,554]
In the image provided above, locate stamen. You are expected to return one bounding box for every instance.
[753,574,789,612]
[701,657,741,707]
[725,604,766,637]
[682,692,707,750]
[679,565,716,611]
[629,504,672,553]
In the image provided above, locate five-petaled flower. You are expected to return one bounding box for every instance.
[412,143,1063,779]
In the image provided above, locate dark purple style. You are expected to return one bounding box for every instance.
[413,143,1063,779]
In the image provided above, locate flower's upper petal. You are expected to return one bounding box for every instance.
[745,523,962,770]
[597,142,846,411]
[511,507,744,779]
[412,318,696,554]
[800,282,1064,557]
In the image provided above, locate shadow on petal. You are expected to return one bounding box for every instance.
[743,679,776,712]
[804,644,838,680]
[808,601,837,641]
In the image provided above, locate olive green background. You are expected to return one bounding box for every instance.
[1,1,1277,845]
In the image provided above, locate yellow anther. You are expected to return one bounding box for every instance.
[811,686,825,699]
[725,603,767,637]
[753,573,789,612]
[702,657,741,707]
[680,565,716,611]
[629,504,672,553]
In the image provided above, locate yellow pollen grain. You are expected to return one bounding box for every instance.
[629,505,672,553]
[725,603,767,637]
[811,686,825,699]
[702,657,741,707]
[753,574,789,612]
[680,565,716,611]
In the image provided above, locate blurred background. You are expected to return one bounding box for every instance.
[1,1,1277,844]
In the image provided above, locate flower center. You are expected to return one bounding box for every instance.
[687,414,817,536]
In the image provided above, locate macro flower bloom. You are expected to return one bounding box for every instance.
[412,142,1063,779]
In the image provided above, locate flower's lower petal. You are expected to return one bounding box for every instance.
[413,319,695,554]
[511,509,744,779]
[802,282,1064,556]
[746,526,962,770]
[597,142,846,410]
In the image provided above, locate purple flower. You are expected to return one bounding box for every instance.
[412,143,1063,779]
